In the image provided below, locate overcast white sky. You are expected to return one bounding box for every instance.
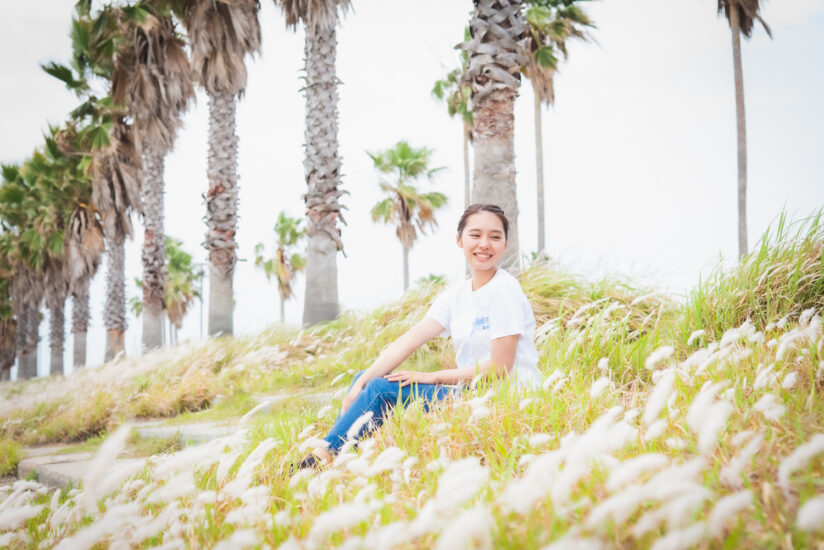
[2,0,823,375]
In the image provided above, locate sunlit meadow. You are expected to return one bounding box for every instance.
[1,213,823,548]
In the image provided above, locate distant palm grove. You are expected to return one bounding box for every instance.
[0,0,769,382]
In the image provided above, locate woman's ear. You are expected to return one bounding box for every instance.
[456,235,463,248]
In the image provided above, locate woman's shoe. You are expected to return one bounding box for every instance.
[289,454,320,475]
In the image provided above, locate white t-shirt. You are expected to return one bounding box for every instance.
[425,269,541,389]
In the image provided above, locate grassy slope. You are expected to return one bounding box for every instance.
[0,213,823,548]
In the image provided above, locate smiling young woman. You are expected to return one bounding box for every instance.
[292,204,541,471]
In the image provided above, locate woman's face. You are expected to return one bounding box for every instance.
[457,211,508,271]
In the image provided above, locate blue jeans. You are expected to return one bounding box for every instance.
[322,371,460,453]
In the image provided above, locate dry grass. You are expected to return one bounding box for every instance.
[0,265,662,447]
[0,213,823,549]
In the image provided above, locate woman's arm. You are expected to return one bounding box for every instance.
[341,318,445,412]
[384,334,520,387]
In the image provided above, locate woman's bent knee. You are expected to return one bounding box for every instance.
[364,376,395,394]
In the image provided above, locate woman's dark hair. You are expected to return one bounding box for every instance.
[456,204,510,240]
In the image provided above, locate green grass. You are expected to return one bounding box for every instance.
[0,212,823,549]
[0,437,20,477]
[679,210,824,341]
[0,262,664,448]
[53,434,106,455]
[157,392,259,426]
[130,433,183,457]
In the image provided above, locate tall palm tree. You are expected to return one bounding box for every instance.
[460,0,529,272]
[275,0,350,326]
[368,141,447,292]
[254,212,306,322]
[432,42,474,209]
[34,140,74,376]
[46,9,142,361]
[47,126,106,371]
[54,125,105,370]
[20,140,82,377]
[111,5,194,350]
[91,117,143,360]
[717,0,771,259]
[523,0,592,256]
[0,164,45,379]
[163,237,202,344]
[67,204,104,369]
[1,147,71,378]
[130,236,203,345]
[179,0,261,337]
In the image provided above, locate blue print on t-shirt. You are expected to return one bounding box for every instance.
[471,315,490,336]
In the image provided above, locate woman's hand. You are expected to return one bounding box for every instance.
[383,370,439,387]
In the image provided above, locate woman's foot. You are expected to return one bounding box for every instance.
[289,447,333,475]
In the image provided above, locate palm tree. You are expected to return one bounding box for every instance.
[432,38,474,208]
[131,237,203,345]
[90,117,143,361]
[275,0,351,326]
[16,135,95,377]
[460,0,529,272]
[1,146,74,378]
[51,124,104,369]
[179,0,261,337]
[163,237,202,344]
[46,9,143,361]
[523,0,592,256]
[0,164,45,379]
[717,0,771,259]
[368,141,447,292]
[111,5,194,350]
[254,212,306,322]
[67,204,104,369]
[45,126,105,371]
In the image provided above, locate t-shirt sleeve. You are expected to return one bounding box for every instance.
[489,283,529,340]
[425,288,451,337]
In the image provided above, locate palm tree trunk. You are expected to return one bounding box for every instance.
[463,125,471,208]
[49,299,64,376]
[302,18,344,326]
[472,87,521,273]
[205,89,239,337]
[729,5,748,259]
[402,245,410,292]
[279,295,285,323]
[534,89,546,257]
[72,279,90,369]
[15,312,29,380]
[12,279,28,379]
[104,229,127,361]
[141,144,166,350]
[23,302,39,378]
[0,318,11,380]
